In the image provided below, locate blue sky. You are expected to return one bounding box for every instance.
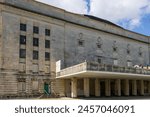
[37,0,150,36]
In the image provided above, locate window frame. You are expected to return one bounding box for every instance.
[33,26,39,34]
[19,49,26,58]
[20,35,26,45]
[45,29,50,36]
[33,50,39,60]
[45,52,50,61]
[20,23,26,31]
[33,38,39,47]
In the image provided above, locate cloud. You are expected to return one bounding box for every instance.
[36,0,88,14]
[89,0,150,29]
[36,0,150,29]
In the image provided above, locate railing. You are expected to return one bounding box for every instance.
[56,62,150,77]
[56,62,87,77]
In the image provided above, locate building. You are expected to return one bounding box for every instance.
[0,0,150,98]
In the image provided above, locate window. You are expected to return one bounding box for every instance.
[20,35,26,45]
[97,58,102,64]
[18,81,26,92]
[33,26,39,34]
[45,52,50,61]
[78,40,84,46]
[20,23,26,31]
[33,51,38,60]
[20,49,26,58]
[45,40,50,48]
[33,38,39,47]
[113,59,118,65]
[45,29,50,36]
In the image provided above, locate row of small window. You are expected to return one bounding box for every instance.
[20,23,50,36]
[20,35,50,48]
[20,49,50,61]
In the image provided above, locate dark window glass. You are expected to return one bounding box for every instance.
[45,29,50,36]
[20,49,26,58]
[33,26,39,34]
[45,52,50,61]
[33,38,39,47]
[97,58,101,64]
[20,23,26,31]
[45,40,50,48]
[20,35,26,45]
[33,51,38,60]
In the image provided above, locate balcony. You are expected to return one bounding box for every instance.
[56,62,150,79]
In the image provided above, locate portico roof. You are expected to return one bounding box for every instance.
[56,62,150,80]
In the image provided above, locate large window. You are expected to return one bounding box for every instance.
[45,52,50,61]
[20,49,26,58]
[33,26,39,34]
[33,51,39,60]
[20,35,26,45]
[45,29,50,36]
[45,40,50,48]
[20,23,26,31]
[33,38,39,47]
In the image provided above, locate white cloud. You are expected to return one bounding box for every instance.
[36,0,150,29]
[89,0,150,29]
[36,0,88,14]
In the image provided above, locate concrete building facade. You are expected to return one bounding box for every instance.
[0,0,150,98]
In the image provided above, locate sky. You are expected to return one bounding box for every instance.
[36,0,150,36]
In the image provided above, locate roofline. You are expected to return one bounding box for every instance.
[0,0,149,43]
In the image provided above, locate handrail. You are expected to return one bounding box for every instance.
[56,62,150,77]
[44,89,50,96]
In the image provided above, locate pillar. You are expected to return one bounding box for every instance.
[84,78,89,97]
[124,79,129,96]
[115,79,121,96]
[140,80,144,96]
[71,78,77,98]
[105,80,110,96]
[95,79,100,97]
[132,80,137,96]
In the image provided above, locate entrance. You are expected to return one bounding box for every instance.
[100,81,105,96]
[89,79,95,96]
[44,83,50,94]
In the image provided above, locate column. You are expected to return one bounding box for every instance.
[132,80,137,96]
[115,79,121,96]
[71,79,77,98]
[84,78,89,97]
[95,79,100,97]
[105,80,110,96]
[140,80,144,96]
[124,79,129,96]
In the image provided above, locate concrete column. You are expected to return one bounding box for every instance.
[148,81,150,94]
[95,79,100,97]
[140,80,144,96]
[115,79,121,96]
[71,79,77,98]
[105,80,111,96]
[124,79,129,96]
[84,78,89,97]
[132,80,137,96]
